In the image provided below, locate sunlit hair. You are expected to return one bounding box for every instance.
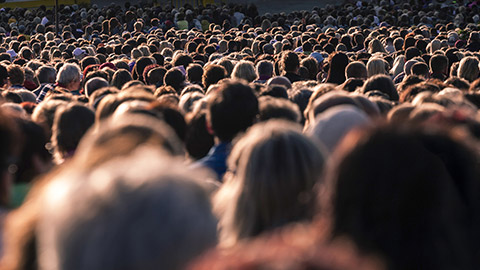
[232,60,257,82]
[368,39,386,54]
[215,120,326,246]
[74,113,184,169]
[457,56,480,82]
[37,148,218,270]
[366,58,387,77]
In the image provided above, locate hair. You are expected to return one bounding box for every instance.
[203,64,227,90]
[325,52,349,85]
[258,96,301,123]
[232,61,257,83]
[362,74,399,101]
[51,103,95,163]
[186,63,204,84]
[111,69,133,90]
[185,109,215,160]
[0,108,20,206]
[7,64,25,86]
[345,61,367,80]
[281,51,300,73]
[458,56,480,83]
[411,62,429,78]
[207,80,258,142]
[325,123,480,270]
[164,67,185,94]
[300,57,319,80]
[37,148,217,270]
[256,60,274,78]
[216,120,325,246]
[368,39,386,54]
[36,65,56,84]
[85,77,109,98]
[429,54,449,74]
[56,63,81,86]
[366,58,387,77]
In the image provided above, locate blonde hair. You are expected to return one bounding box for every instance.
[367,58,387,77]
[368,39,386,54]
[458,56,480,82]
[215,120,326,247]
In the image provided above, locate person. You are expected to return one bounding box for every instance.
[54,63,82,95]
[324,123,480,270]
[33,66,57,103]
[194,80,258,181]
[36,148,218,270]
[281,51,302,83]
[215,120,325,246]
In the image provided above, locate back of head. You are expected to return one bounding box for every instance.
[327,123,478,270]
[363,74,399,101]
[51,103,95,163]
[281,51,300,73]
[346,61,367,80]
[36,65,57,84]
[458,56,480,83]
[37,148,218,270]
[207,80,259,142]
[218,120,325,245]
[85,77,109,98]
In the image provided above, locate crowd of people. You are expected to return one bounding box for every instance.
[0,0,478,269]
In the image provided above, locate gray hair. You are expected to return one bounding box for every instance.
[38,148,218,270]
[56,63,81,86]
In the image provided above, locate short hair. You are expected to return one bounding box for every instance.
[362,74,399,101]
[202,64,226,90]
[111,69,133,90]
[207,80,258,142]
[429,54,448,73]
[85,77,109,98]
[36,65,56,84]
[216,120,325,245]
[186,63,203,84]
[7,64,25,85]
[411,62,429,77]
[232,61,257,82]
[51,103,94,162]
[281,51,300,73]
[256,60,274,78]
[164,67,185,94]
[345,61,367,79]
[37,148,217,270]
[56,63,81,86]
[258,96,301,123]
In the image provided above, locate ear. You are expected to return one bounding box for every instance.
[205,117,214,135]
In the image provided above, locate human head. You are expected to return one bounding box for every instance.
[85,77,109,98]
[56,63,82,91]
[207,80,258,142]
[458,56,480,83]
[216,120,325,246]
[36,65,57,84]
[37,148,218,270]
[7,64,25,86]
[232,61,256,83]
[346,61,367,80]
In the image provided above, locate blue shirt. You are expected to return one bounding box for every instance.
[195,142,231,181]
